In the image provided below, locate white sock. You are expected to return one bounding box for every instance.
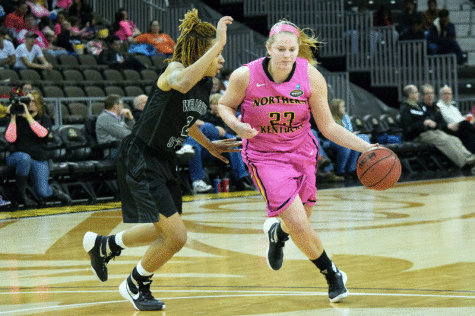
[115,231,127,249]
[136,260,153,277]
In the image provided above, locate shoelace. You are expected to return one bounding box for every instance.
[104,249,122,265]
[139,280,156,301]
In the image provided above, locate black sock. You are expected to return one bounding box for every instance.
[276,223,289,240]
[310,250,335,274]
[108,235,124,253]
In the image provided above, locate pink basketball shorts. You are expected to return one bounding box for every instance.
[242,137,318,217]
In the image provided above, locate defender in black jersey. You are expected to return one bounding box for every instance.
[83,11,240,311]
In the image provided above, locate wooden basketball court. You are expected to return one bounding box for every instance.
[1,176,475,315]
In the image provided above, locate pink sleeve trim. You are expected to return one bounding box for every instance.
[5,122,17,143]
[30,121,49,138]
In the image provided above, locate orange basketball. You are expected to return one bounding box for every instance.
[356,147,401,191]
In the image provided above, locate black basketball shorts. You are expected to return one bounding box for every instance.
[117,136,182,223]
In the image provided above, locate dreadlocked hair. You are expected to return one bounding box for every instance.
[267,20,322,67]
[167,8,216,67]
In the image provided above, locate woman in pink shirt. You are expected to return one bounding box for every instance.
[113,10,138,42]
[219,20,377,304]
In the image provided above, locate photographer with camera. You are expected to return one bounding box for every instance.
[5,90,71,208]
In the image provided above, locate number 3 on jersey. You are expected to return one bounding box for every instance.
[269,111,295,127]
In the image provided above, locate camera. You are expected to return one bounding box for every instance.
[9,90,31,115]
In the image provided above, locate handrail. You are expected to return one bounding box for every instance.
[461,1,474,36]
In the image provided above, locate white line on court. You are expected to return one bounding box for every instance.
[1,290,475,314]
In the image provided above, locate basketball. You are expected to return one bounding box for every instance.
[356,147,401,191]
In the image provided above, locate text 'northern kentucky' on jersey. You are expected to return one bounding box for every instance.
[240,57,313,153]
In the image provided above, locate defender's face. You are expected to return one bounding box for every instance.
[204,43,225,77]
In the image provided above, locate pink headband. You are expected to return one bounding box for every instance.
[269,24,300,38]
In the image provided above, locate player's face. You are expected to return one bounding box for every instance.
[267,33,299,71]
[204,44,225,77]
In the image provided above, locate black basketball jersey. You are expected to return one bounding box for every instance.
[132,71,213,155]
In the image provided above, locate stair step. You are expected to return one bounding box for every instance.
[468,51,475,65]
[458,38,475,51]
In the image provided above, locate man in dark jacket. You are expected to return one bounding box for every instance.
[399,84,475,173]
[99,35,146,71]
[426,9,464,64]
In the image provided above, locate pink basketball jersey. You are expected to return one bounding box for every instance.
[241,57,313,153]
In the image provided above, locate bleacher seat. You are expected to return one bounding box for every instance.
[103,69,124,84]
[91,103,105,116]
[43,86,65,98]
[62,69,85,83]
[85,86,106,98]
[125,86,144,97]
[42,69,64,85]
[151,54,167,68]
[105,86,125,96]
[19,69,43,85]
[78,54,107,70]
[0,69,20,85]
[67,103,88,124]
[64,86,86,98]
[140,69,158,83]
[59,55,80,69]
[134,55,153,68]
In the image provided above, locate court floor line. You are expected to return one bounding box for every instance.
[2,290,475,315]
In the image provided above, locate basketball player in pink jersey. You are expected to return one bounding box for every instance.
[218,20,377,303]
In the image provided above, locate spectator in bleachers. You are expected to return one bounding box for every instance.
[436,85,475,153]
[17,13,49,48]
[427,9,464,65]
[177,93,254,192]
[211,76,225,94]
[14,31,53,69]
[38,15,53,34]
[26,0,50,20]
[95,94,135,159]
[68,0,93,28]
[68,15,88,40]
[399,84,475,173]
[55,19,75,53]
[99,35,146,71]
[54,0,71,11]
[20,82,33,95]
[396,0,422,35]
[373,5,395,27]
[112,10,135,43]
[421,0,439,32]
[0,27,16,68]
[320,99,371,179]
[311,130,344,182]
[398,15,425,41]
[42,28,68,56]
[53,10,67,36]
[134,20,175,57]
[3,0,29,38]
[117,7,140,37]
[4,89,71,207]
[132,94,147,121]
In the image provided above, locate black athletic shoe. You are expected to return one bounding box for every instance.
[83,231,121,282]
[321,267,349,303]
[119,273,165,311]
[263,218,289,270]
